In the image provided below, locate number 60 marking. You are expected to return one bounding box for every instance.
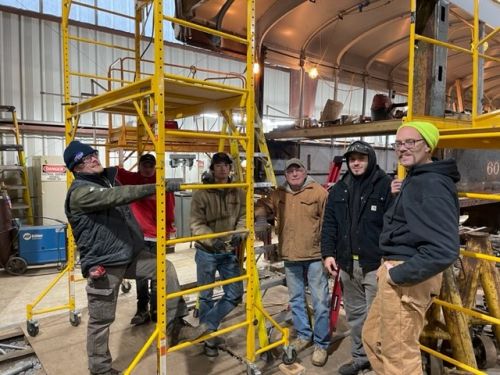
[486,161,500,176]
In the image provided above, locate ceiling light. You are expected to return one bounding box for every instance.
[308,67,319,79]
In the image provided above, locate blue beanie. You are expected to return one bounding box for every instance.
[64,141,96,171]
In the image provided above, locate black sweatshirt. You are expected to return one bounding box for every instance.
[381,159,461,285]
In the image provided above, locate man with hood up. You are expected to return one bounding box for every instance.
[190,152,246,357]
[362,121,460,375]
[321,141,393,375]
[255,158,329,367]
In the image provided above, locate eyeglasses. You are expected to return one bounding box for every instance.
[82,151,99,163]
[392,139,425,150]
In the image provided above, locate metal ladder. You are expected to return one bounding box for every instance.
[221,109,277,189]
[0,105,33,225]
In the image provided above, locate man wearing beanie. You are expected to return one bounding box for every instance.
[321,141,392,375]
[190,152,246,357]
[255,158,330,367]
[64,141,204,375]
[362,122,460,375]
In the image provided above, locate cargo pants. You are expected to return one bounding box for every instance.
[362,261,442,375]
[86,250,187,374]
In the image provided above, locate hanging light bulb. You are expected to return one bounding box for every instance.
[308,66,319,79]
[253,62,260,74]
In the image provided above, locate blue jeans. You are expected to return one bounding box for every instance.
[284,260,330,349]
[195,248,243,331]
[340,260,377,367]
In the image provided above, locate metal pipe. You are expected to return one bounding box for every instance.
[2,363,34,375]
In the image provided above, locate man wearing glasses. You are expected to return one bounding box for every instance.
[321,140,392,375]
[255,158,330,367]
[64,141,203,375]
[362,122,460,375]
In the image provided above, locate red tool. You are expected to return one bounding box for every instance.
[329,271,342,334]
[324,155,344,189]
[325,155,344,333]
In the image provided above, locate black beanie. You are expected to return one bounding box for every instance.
[64,141,97,171]
[209,152,232,170]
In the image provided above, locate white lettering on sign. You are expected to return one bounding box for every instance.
[43,165,66,173]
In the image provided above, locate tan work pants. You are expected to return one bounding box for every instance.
[362,261,442,375]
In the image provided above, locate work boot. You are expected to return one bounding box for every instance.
[338,361,371,375]
[311,346,328,367]
[173,321,211,344]
[203,342,219,357]
[292,337,312,353]
[130,309,150,325]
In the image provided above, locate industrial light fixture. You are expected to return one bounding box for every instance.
[308,66,319,79]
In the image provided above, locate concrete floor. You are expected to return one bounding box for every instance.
[0,245,354,374]
[2,245,499,374]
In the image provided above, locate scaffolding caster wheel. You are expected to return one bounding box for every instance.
[473,334,497,369]
[121,281,131,293]
[282,346,297,365]
[27,320,39,337]
[70,311,81,327]
[246,363,261,375]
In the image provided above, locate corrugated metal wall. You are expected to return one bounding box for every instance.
[0,8,392,180]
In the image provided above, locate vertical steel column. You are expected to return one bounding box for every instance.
[428,0,449,117]
[245,0,257,363]
[151,1,168,373]
[407,0,416,121]
[61,0,77,320]
[471,0,479,124]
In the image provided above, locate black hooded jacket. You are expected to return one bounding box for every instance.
[321,143,393,274]
[381,159,461,285]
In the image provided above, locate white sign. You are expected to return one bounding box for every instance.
[41,164,67,182]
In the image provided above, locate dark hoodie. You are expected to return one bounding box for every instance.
[381,159,461,285]
[321,143,393,274]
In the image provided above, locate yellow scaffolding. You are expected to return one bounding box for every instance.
[405,0,499,373]
[26,0,289,374]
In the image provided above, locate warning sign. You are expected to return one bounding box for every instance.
[42,164,67,182]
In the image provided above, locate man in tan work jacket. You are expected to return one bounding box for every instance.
[255,158,330,367]
[190,152,246,357]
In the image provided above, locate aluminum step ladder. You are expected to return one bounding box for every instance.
[0,105,33,224]
[221,109,277,189]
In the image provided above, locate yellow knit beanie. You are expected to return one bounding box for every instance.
[397,121,440,151]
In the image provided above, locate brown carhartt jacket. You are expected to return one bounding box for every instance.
[190,185,246,251]
[255,177,327,261]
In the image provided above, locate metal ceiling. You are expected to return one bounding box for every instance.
[177,0,500,110]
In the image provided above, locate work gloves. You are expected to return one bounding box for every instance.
[254,216,268,241]
[230,233,246,248]
[212,238,226,252]
[165,179,181,192]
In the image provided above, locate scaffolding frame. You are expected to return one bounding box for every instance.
[405,1,499,373]
[26,1,290,374]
